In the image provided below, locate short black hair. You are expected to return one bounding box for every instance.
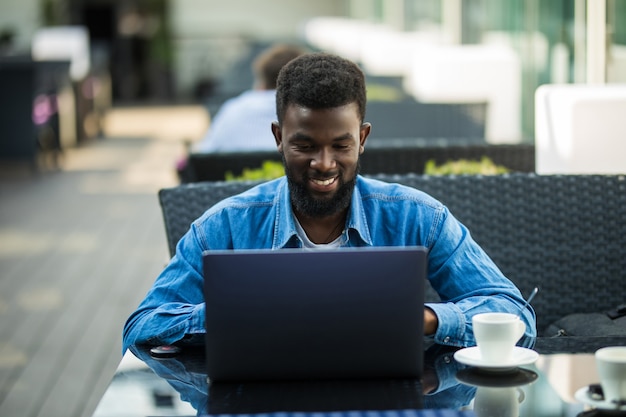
[275,52,366,125]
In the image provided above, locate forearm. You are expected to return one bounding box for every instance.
[123,235,207,354]
[123,302,206,353]
[425,213,537,346]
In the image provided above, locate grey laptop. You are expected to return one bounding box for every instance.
[202,246,428,382]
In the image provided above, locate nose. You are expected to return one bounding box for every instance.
[310,148,336,171]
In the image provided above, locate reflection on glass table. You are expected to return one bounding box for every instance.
[93,336,626,417]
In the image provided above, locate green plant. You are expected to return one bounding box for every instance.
[424,157,510,175]
[225,160,285,181]
[366,84,405,102]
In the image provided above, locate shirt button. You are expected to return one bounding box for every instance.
[444,336,451,343]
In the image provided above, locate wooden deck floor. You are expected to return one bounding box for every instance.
[0,107,207,417]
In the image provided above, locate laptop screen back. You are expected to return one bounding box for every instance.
[203,246,427,381]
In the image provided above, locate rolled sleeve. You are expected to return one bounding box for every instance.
[426,302,469,347]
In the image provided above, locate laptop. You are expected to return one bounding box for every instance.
[202,246,428,381]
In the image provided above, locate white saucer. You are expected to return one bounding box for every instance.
[453,346,539,372]
[575,386,626,411]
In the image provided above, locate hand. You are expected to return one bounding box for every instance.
[424,306,438,335]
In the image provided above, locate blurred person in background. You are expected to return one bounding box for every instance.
[176,43,306,181]
[195,43,307,152]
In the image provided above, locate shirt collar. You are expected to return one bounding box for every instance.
[272,175,373,249]
[346,176,373,246]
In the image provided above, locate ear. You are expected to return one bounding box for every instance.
[271,122,283,153]
[359,122,371,154]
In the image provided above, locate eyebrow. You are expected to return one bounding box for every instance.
[289,132,355,142]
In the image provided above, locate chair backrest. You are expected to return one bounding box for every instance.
[158,173,626,332]
[535,84,626,174]
[365,99,487,140]
[158,180,263,256]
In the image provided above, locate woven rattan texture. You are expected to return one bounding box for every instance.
[186,144,535,182]
[159,174,626,333]
[158,180,263,256]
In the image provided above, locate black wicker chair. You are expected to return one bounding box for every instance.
[158,173,626,334]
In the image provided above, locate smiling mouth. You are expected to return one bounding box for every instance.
[311,177,337,186]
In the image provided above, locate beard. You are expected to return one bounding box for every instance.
[283,156,359,218]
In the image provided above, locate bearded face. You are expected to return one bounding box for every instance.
[271,103,369,219]
[284,154,359,218]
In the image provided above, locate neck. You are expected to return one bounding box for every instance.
[296,211,347,244]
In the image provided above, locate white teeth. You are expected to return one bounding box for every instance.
[312,178,335,186]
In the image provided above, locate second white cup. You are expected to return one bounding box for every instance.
[472,312,526,364]
[595,346,626,405]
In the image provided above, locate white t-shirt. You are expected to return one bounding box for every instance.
[294,215,346,249]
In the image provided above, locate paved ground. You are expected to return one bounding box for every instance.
[0,106,208,417]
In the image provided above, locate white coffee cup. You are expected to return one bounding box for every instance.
[595,346,626,404]
[472,312,526,364]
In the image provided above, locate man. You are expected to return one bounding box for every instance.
[123,52,536,354]
[193,43,307,153]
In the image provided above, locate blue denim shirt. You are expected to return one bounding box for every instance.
[123,176,536,354]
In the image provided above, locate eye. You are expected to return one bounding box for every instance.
[294,143,314,151]
[333,142,352,151]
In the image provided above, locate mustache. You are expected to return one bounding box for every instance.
[279,155,361,179]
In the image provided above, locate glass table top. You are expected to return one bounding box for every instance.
[92,336,626,417]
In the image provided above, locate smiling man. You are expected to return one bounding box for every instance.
[122,52,536,354]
